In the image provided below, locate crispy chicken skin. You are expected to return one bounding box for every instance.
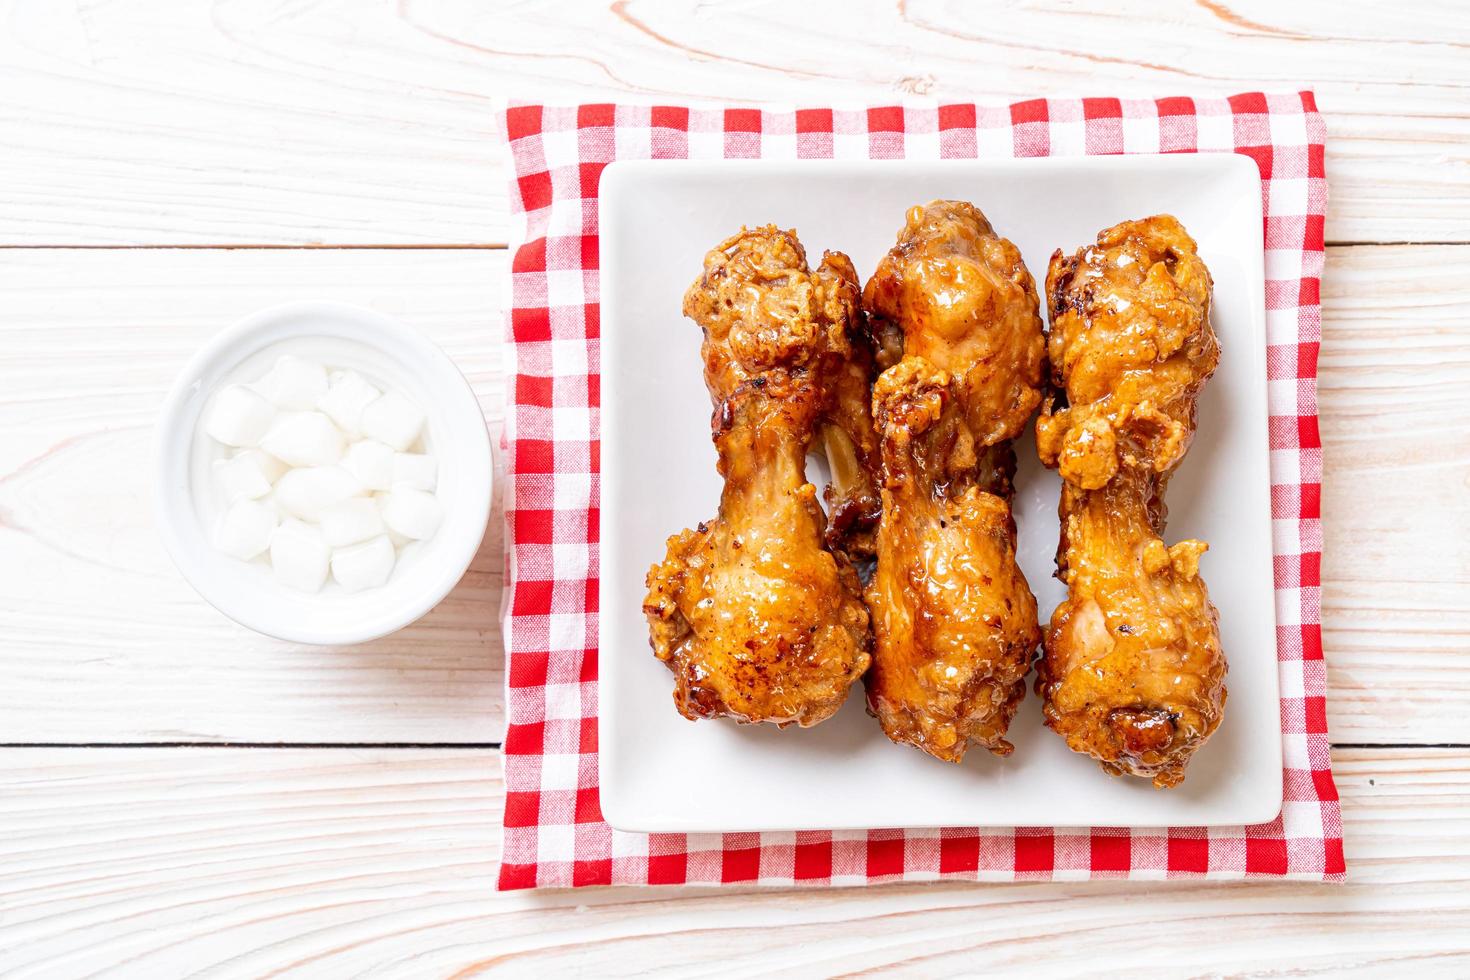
[818,284,883,561]
[643,227,871,727]
[681,229,882,560]
[1036,214,1227,788]
[865,201,1047,443]
[865,359,1040,759]
[861,202,1045,760]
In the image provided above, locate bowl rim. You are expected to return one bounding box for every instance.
[154,300,493,645]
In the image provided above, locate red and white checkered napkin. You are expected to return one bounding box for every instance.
[497,93,1343,889]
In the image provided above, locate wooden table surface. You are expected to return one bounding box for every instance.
[2,1,1467,975]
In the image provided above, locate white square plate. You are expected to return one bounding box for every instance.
[599,156,1280,832]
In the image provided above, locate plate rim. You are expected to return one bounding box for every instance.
[596,153,1280,832]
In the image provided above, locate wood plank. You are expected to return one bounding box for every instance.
[0,0,1466,246]
[1320,245,1470,743]
[0,248,507,743]
[0,244,1465,744]
[0,747,1464,976]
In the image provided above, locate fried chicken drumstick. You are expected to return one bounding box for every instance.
[1036,215,1227,788]
[861,201,1045,761]
[643,227,872,727]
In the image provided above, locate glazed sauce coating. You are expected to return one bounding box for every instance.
[1035,214,1227,788]
[861,201,1044,761]
[643,227,871,727]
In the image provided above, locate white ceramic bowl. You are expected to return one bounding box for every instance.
[155,301,493,645]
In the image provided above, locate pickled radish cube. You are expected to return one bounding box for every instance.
[373,493,412,547]
[361,391,425,451]
[273,466,362,522]
[318,370,380,437]
[270,519,330,592]
[214,499,278,561]
[257,490,285,522]
[204,385,275,448]
[382,519,413,548]
[259,411,344,467]
[380,487,441,540]
[236,448,288,484]
[330,534,395,593]
[258,355,328,411]
[342,439,394,491]
[391,452,437,492]
[319,497,384,547]
[213,453,272,502]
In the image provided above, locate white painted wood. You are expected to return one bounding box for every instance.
[2,2,1468,961]
[0,748,1462,977]
[0,0,1466,246]
[1320,245,1470,743]
[1,245,1465,744]
[0,248,507,743]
